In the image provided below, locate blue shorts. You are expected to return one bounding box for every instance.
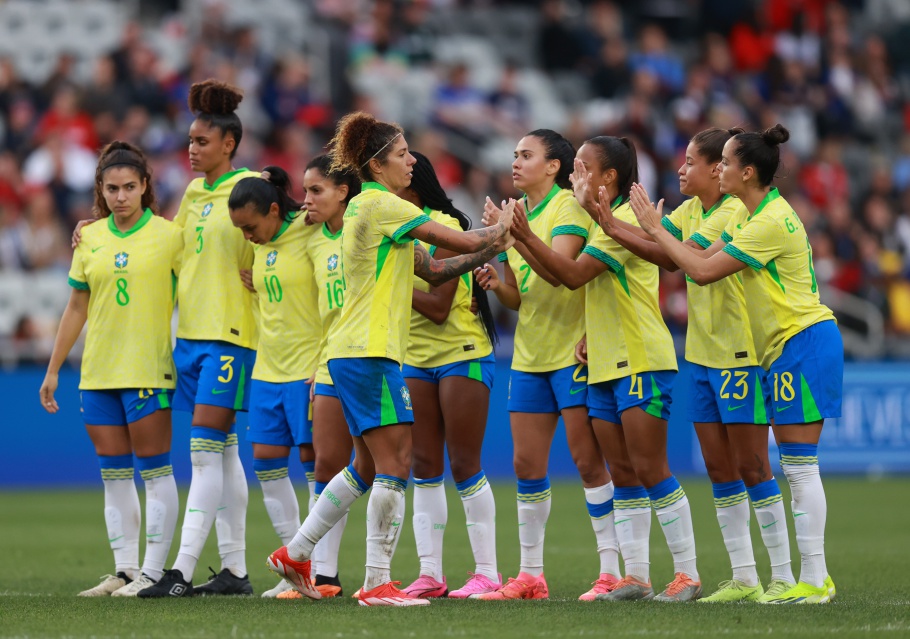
[327,358,414,437]
[248,379,313,447]
[81,388,173,426]
[314,383,338,398]
[587,371,674,424]
[688,363,770,425]
[173,339,256,413]
[402,352,495,391]
[761,320,843,425]
[508,363,587,413]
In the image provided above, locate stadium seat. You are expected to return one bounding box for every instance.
[0,274,28,337]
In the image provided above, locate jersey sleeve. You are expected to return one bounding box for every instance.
[67,245,89,290]
[582,225,634,271]
[170,224,185,276]
[375,197,432,244]
[691,205,734,249]
[723,215,785,270]
[662,203,685,241]
[173,191,191,229]
[550,195,592,240]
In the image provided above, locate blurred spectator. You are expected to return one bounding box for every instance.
[537,0,591,73]
[488,64,531,139]
[801,137,850,209]
[34,84,97,152]
[9,187,68,271]
[629,24,685,96]
[431,63,491,146]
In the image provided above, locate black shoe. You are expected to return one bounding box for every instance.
[314,573,343,598]
[136,569,193,598]
[194,567,254,596]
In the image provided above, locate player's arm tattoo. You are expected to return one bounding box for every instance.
[427,224,503,253]
[414,241,503,287]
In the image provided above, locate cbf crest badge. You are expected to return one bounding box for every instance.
[400,386,412,411]
[201,203,213,217]
[266,250,278,267]
[114,252,129,269]
[327,254,338,271]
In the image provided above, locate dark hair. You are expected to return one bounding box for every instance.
[690,127,732,164]
[728,124,790,187]
[583,136,639,201]
[526,129,575,190]
[329,111,403,182]
[188,79,244,159]
[408,151,498,347]
[93,140,157,218]
[228,166,301,222]
[305,154,361,206]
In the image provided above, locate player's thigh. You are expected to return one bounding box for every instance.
[312,395,354,481]
[252,442,292,460]
[620,406,671,487]
[725,423,774,485]
[562,405,609,487]
[362,423,412,478]
[350,435,375,484]
[405,377,446,478]
[440,375,490,482]
[590,417,638,486]
[85,424,132,456]
[510,412,558,479]
[127,409,172,458]
[192,404,237,431]
[694,421,739,484]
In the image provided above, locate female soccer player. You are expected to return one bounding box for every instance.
[398,152,501,599]
[227,166,322,599]
[40,141,182,597]
[501,135,701,602]
[138,79,258,597]
[473,130,620,602]
[629,124,841,605]
[266,111,514,607]
[595,128,795,602]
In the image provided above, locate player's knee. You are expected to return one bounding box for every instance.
[703,458,739,484]
[448,456,481,484]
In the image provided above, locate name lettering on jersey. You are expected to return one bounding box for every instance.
[266,250,278,271]
[735,351,748,359]
[616,361,629,369]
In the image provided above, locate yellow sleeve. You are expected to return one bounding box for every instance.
[550,195,591,241]
[723,215,785,270]
[67,244,89,290]
[661,203,686,241]
[692,206,733,249]
[375,197,432,243]
[173,192,190,229]
[583,225,634,270]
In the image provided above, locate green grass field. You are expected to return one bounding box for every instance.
[1,478,908,638]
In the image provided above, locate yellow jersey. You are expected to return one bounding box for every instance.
[173,169,258,349]
[582,202,677,384]
[251,214,320,383]
[68,209,183,389]
[661,195,758,368]
[406,209,493,368]
[498,186,592,372]
[307,220,345,385]
[326,182,431,364]
[722,188,835,368]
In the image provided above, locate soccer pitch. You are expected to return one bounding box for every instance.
[1,478,908,638]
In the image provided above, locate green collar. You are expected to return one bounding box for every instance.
[611,195,624,211]
[107,208,153,238]
[422,205,434,216]
[749,188,779,220]
[362,181,390,193]
[322,221,343,240]
[523,183,561,222]
[702,194,730,219]
[203,168,249,192]
[271,211,301,242]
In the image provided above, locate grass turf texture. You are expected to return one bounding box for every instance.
[1,478,907,638]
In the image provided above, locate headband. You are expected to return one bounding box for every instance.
[361,132,402,168]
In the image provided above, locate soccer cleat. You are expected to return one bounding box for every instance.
[358,581,431,606]
[112,573,156,597]
[78,573,130,597]
[825,575,836,601]
[756,579,797,603]
[194,567,254,596]
[351,587,362,600]
[402,574,448,598]
[449,572,503,599]
[136,569,193,598]
[276,589,303,599]
[474,572,548,600]
[654,573,702,602]
[758,580,831,604]
[262,578,295,598]
[578,573,620,601]
[595,575,654,601]
[698,580,764,603]
[315,574,343,598]
[266,546,321,600]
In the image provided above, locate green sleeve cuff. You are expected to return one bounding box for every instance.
[723,244,764,271]
[392,214,432,243]
[721,230,733,243]
[552,224,589,239]
[68,277,89,291]
[497,252,508,262]
[689,232,712,249]
[661,217,683,241]
[582,245,622,273]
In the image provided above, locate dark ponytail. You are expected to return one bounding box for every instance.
[408,151,498,347]
[729,124,790,187]
[305,154,361,206]
[526,129,575,190]
[690,127,733,164]
[228,165,301,222]
[584,136,639,201]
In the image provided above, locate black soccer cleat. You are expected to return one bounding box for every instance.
[314,573,343,598]
[136,569,194,598]
[193,567,254,596]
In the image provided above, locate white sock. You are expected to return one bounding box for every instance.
[457,472,498,581]
[413,476,446,581]
[781,445,827,588]
[173,429,226,581]
[585,482,621,578]
[315,513,348,579]
[614,485,651,582]
[215,440,248,578]
[649,477,699,581]
[712,482,758,586]
[260,476,300,546]
[288,466,367,561]
[747,478,795,584]
[100,457,141,580]
[140,467,179,582]
[364,476,407,591]
[516,477,551,577]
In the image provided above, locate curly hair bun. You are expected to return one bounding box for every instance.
[761,123,790,146]
[188,79,243,115]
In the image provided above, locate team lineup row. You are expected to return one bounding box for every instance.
[40,77,842,606]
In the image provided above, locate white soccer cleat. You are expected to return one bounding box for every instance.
[112,573,157,597]
[262,578,295,598]
[78,573,129,597]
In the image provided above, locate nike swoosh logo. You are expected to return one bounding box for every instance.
[736,224,742,229]
[728,405,744,411]
[761,521,777,529]
[569,387,585,395]
[518,523,526,526]
[92,246,105,253]
[719,524,727,530]
[188,508,206,513]
[108,535,124,542]
[661,517,680,527]
[212,389,230,395]
[793,512,807,518]
[776,405,794,412]
[466,524,476,527]
[614,518,631,524]
[135,401,148,411]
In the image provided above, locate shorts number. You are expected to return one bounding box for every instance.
[326,279,344,309]
[518,264,532,293]
[629,373,643,399]
[115,278,130,306]
[195,226,204,254]
[263,275,283,303]
[218,356,234,384]
[773,371,795,402]
[719,370,749,400]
